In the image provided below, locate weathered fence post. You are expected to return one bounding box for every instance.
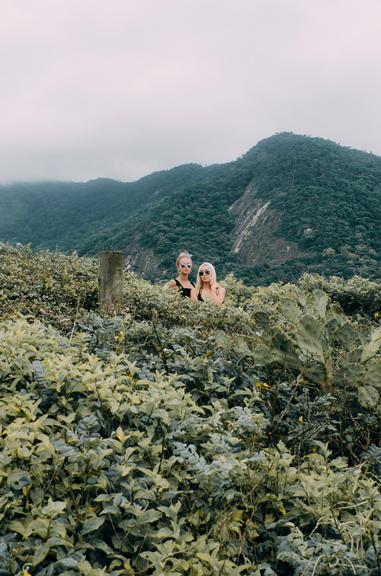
[98,251,124,311]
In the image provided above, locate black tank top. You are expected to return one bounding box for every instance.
[175,279,195,298]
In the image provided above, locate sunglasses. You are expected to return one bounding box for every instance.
[180,263,192,269]
[199,270,210,276]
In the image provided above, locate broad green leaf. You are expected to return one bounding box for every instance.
[280,299,301,323]
[32,542,50,566]
[8,520,27,537]
[41,498,66,517]
[358,385,379,408]
[7,469,31,490]
[310,290,329,319]
[361,327,381,363]
[26,518,51,539]
[81,516,106,535]
[296,315,324,362]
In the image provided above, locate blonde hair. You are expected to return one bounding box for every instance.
[196,262,217,290]
[176,251,192,268]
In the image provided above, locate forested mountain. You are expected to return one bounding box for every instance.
[1,132,381,284]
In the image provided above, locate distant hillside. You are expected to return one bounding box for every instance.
[0,164,207,251]
[1,132,381,284]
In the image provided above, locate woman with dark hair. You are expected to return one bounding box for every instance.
[166,251,197,299]
[196,262,225,305]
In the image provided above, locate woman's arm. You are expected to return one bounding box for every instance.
[165,279,177,289]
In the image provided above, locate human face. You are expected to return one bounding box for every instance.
[199,267,211,283]
[178,257,192,275]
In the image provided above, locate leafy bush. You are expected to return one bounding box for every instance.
[0,244,97,332]
[1,245,381,574]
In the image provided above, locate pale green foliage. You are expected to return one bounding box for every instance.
[0,243,97,331]
[1,245,381,574]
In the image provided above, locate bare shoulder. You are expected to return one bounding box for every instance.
[166,279,177,289]
[214,282,225,293]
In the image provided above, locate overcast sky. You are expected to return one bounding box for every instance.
[1,0,380,183]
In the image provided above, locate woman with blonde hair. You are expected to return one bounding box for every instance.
[166,251,197,300]
[196,262,225,305]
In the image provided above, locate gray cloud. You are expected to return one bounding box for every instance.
[1,0,380,182]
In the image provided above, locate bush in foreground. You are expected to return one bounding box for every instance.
[1,244,381,574]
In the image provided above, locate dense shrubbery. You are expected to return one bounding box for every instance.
[1,244,381,574]
[0,244,98,332]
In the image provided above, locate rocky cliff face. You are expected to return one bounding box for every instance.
[124,244,163,278]
[229,181,301,266]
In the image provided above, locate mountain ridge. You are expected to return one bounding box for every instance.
[1,132,380,284]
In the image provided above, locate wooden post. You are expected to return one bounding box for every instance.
[98,251,124,311]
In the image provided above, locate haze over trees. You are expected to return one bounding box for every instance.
[1,132,380,285]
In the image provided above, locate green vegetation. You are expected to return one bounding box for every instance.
[1,133,380,285]
[0,165,207,253]
[125,164,252,271]
[241,133,381,284]
[1,244,381,574]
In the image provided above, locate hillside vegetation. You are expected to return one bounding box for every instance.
[0,165,206,255]
[1,244,381,575]
[1,133,380,285]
